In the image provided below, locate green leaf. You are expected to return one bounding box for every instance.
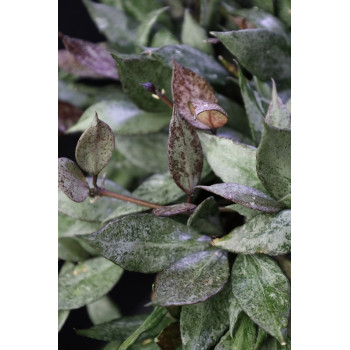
[224,204,261,220]
[211,29,290,81]
[58,178,131,223]
[118,307,168,350]
[254,328,269,350]
[153,203,197,217]
[232,254,290,344]
[58,213,101,238]
[75,113,115,175]
[199,0,220,29]
[58,157,89,203]
[180,282,230,350]
[151,28,180,47]
[197,183,284,213]
[276,0,291,28]
[58,309,70,332]
[228,292,242,337]
[137,7,169,46]
[87,295,121,325]
[259,335,291,350]
[79,214,211,273]
[153,249,229,306]
[251,0,274,15]
[83,0,138,52]
[187,196,222,237]
[214,210,291,255]
[168,108,203,195]
[256,122,291,206]
[198,132,266,192]
[58,236,91,262]
[122,0,163,22]
[215,314,256,350]
[58,256,124,310]
[181,9,213,54]
[67,99,170,136]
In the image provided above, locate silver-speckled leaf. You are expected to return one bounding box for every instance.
[197,183,284,213]
[232,254,290,345]
[213,210,291,255]
[168,108,203,195]
[75,113,115,175]
[153,203,197,217]
[58,157,89,203]
[153,249,229,306]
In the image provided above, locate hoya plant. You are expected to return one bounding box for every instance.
[58,0,291,349]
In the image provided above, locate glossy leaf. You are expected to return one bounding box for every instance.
[79,214,211,273]
[168,108,203,195]
[153,203,197,217]
[228,292,242,337]
[187,196,222,236]
[256,122,291,206]
[156,322,182,350]
[75,113,115,175]
[153,249,229,306]
[211,29,291,81]
[58,310,70,332]
[180,282,230,350]
[197,183,284,213]
[198,132,266,192]
[181,9,212,54]
[87,295,121,325]
[59,33,118,80]
[58,256,124,310]
[214,210,291,255]
[232,254,290,344]
[58,157,89,203]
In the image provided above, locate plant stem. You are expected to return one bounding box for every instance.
[92,174,98,188]
[95,188,165,210]
[159,94,173,109]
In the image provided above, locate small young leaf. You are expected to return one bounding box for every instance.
[213,210,291,255]
[197,183,284,213]
[58,310,70,332]
[168,108,203,195]
[87,295,121,325]
[180,281,230,350]
[153,249,229,306]
[58,157,89,203]
[75,113,115,176]
[153,203,197,217]
[58,256,124,310]
[79,214,211,273]
[59,33,119,80]
[232,254,290,344]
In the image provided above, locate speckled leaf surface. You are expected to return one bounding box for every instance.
[214,210,291,255]
[153,249,229,306]
[75,113,115,175]
[232,254,290,344]
[79,214,211,273]
[58,310,70,332]
[187,196,222,237]
[228,292,242,337]
[87,295,121,325]
[153,203,197,217]
[215,314,256,350]
[58,157,89,203]
[197,183,284,213]
[256,122,291,207]
[59,33,118,80]
[168,109,203,195]
[180,281,230,350]
[58,256,124,310]
[211,29,290,81]
[198,132,266,192]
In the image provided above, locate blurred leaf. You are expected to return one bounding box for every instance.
[153,249,229,306]
[58,256,123,310]
[58,236,91,262]
[211,29,290,81]
[58,157,89,203]
[153,203,197,217]
[259,335,291,350]
[79,214,211,273]
[276,0,291,28]
[58,213,101,238]
[228,293,242,337]
[168,108,203,195]
[254,328,269,350]
[224,203,261,220]
[187,196,222,236]
[213,210,291,255]
[232,254,290,344]
[151,28,180,47]
[58,309,70,332]
[198,132,266,192]
[181,9,213,54]
[58,100,82,134]
[83,0,138,52]
[59,33,118,80]
[197,183,284,213]
[200,0,220,29]
[251,0,274,14]
[180,282,230,350]
[87,295,121,325]
[156,322,182,350]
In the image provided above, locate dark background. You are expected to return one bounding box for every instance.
[59,1,155,349]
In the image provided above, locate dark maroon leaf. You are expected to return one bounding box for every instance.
[58,100,83,135]
[168,108,203,195]
[156,322,182,350]
[153,203,197,217]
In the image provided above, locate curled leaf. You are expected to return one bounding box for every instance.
[153,203,197,217]
[75,113,115,176]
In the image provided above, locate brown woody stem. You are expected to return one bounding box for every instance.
[159,94,173,109]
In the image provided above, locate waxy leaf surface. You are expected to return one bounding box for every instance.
[87,295,121,325]
[79,214,211,273]
[153,249,229,306]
